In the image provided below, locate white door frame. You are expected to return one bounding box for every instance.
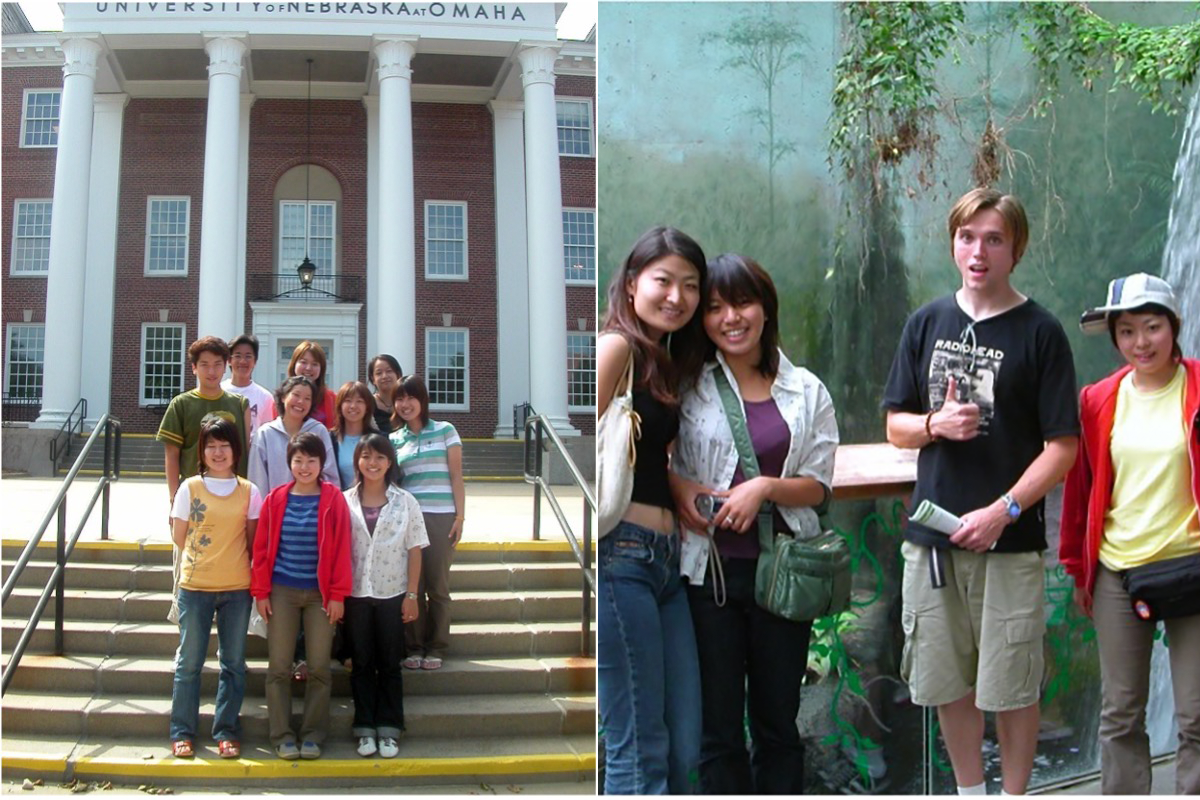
[248,302,363,392]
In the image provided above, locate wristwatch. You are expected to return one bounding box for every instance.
[1000,492,1021,522]
[406,592,417,600]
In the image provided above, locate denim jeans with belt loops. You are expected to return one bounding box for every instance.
[598,521,701,795]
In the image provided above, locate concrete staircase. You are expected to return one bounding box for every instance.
[1,539,595,790]
[65,434,529,480]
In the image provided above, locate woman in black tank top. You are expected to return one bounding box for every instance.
[596,227,709,794]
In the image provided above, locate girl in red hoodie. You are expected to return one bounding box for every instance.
[251,431,352,761]
[1060,273,1200,794]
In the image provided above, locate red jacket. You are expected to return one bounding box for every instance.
[251,480,353,606]
[1059,358,1200,603]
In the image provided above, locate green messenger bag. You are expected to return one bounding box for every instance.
[713,367,850,622]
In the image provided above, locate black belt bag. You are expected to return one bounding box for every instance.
[1121,552,1200,621]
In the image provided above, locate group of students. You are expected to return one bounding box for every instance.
[156,336,465,762]
[598,188,1199,796]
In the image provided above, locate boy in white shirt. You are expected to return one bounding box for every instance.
[222,334,276,438]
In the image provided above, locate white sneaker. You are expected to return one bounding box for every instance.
[378,737,399,758]
[356,736,377,757]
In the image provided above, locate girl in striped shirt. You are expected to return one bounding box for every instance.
[251,431,352,760]
[389,375,465,670]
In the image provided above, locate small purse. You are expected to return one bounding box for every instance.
[1121,552,1200,621]
[597,348,642,537]
[713,367,850,622]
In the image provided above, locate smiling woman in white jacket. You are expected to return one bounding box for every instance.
[249,376,339,494]
[669,253,838,795]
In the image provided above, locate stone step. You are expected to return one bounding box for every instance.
[2,618,595,660]
[0,690,596,742]
[1,733,597,788]
[2,652,595,697]
[3,559,591,593]
[2,540,582,565]
[3,587,586,624]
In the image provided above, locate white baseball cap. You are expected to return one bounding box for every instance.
[1080,273,1179,334]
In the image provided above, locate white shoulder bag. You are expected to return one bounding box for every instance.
[597,350,641,537]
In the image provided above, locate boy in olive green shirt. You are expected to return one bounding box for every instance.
[156,336,251,502]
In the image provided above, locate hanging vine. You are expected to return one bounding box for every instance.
[828,2,967,191]
[828,2,1199,193]
[1022,3,1200,117]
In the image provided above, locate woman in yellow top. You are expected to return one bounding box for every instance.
[1060,273,1200,794]
[168,415,263,760]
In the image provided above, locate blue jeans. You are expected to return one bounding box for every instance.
[598,521,701,795]
[169,587,252,742]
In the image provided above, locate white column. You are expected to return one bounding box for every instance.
[362,94,380,361]
[517,44,577,436]
[81,93,129,427]
[372,37,417,374]
[196,35,246,340]
[34,36,103,429]
[235,92,255,337]
[489,100,531,437]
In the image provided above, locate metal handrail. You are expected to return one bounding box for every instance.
[2,415,121,695]
[522,412,595,656]
[48,397,88,473]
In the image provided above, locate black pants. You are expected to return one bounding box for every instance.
[344,594,407,738]
[687,556,813,794]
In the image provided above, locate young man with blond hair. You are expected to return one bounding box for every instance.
[882,188,1080,795]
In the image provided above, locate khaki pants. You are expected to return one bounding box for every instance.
[265,585,334,745]
[1093,565,1200,794]
[900,541,1045,712]
[406,512,455,659]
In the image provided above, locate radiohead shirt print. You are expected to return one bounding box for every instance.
[928,322,1002,435]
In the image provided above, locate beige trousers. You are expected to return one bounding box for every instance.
[265,585,335,745]
[1093,564,1200,794]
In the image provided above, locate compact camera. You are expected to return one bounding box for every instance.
[694,494,726,521]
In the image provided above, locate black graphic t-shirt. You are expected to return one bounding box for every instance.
[882,294,1080,552]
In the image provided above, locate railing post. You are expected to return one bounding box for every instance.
[101,421,112,541]
[582,500,592,657]
[532,421,544,541]
[55,499,66,656]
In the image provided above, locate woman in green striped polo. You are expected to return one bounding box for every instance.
[389,375,465,671]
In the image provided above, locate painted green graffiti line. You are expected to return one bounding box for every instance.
[809,499,913,783]
[1042,563,1096,705]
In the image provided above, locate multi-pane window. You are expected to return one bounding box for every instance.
[21,90,60,147]
[11,200,53,275]
[567,333,596,411]
[5,325,46,400]
[140,324,185,405]
[563,209,596,283]
[426,329,468,410]
[556,99,593,157]
[280,201,336,273]
[145,197,190,275]
[425,202,467,279]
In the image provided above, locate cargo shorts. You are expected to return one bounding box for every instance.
[899,540,1046,712]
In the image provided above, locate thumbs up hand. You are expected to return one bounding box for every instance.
[932,373,981,441]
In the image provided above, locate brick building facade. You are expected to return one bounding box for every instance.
[1,4,596,440]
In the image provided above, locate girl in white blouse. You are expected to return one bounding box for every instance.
[670,253,839,794]
[342,432,429,759]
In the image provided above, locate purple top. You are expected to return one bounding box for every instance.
[714,397,791,560]
[362,504,382,536]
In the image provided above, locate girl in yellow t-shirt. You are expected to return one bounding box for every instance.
[168,415,263,760]
[1061,273,1200,794]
